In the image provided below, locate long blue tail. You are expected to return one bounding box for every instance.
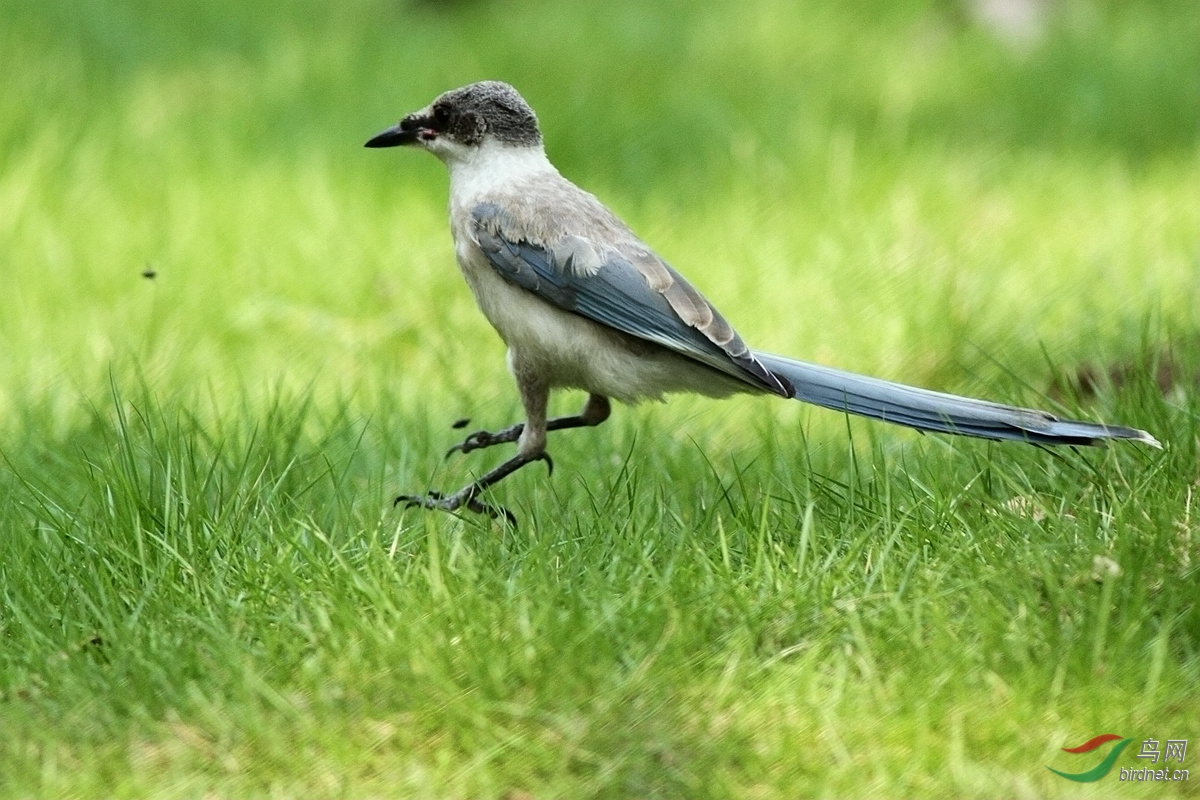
[754,351,1160,447]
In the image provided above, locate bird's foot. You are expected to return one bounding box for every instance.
[395,451,553,528]
[446,422,525,457]
[395,490,518,527]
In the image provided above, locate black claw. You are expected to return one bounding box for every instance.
[394,490,444,508]
[538,452,554,476]
[466,497,518,527]
[447,430,491,458]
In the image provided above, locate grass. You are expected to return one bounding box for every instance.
[1,0,1198,796]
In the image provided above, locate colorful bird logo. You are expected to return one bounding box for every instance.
[1047,734,1132,782]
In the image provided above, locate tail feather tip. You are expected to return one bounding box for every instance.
[1136,430,1163,449]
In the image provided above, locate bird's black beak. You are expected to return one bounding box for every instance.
[364,122,417,148]
[364,113,433,148]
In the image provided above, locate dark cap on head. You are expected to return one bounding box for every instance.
[366,81,542,149]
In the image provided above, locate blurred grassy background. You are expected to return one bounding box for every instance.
[1,1,1197,797]
[2,0,1196,425]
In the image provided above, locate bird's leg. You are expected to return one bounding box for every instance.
[447,394,611,456]
[399,375,576,525]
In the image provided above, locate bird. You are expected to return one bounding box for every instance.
[365,81,1159,524]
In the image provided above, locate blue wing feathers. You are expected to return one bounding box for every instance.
[472,202,784,392]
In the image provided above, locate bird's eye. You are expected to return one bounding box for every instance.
[432,106,449,127]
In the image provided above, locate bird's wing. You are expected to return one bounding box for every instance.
[470,201,791,397]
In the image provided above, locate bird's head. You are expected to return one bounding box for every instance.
[365,81,542,162]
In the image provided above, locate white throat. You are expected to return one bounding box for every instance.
[443,140,558,209]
